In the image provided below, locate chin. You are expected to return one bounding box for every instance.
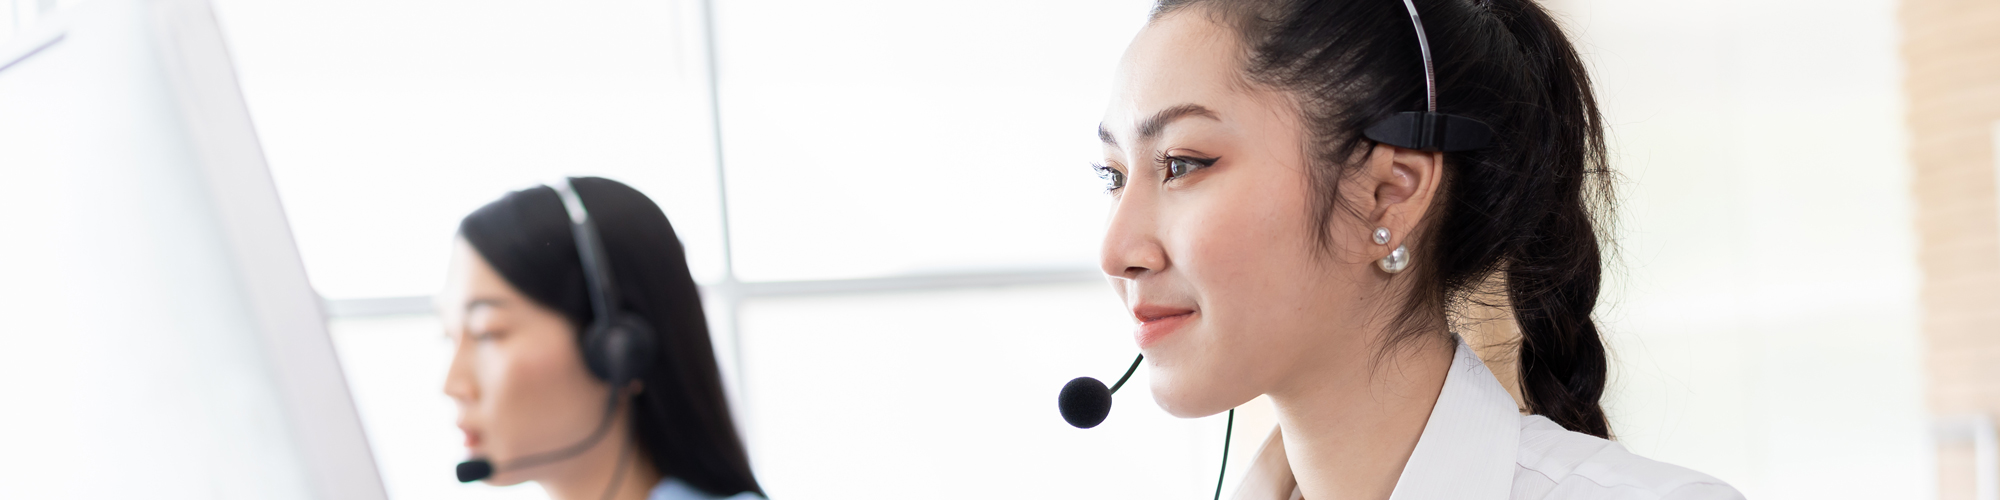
[1143,326,1263,418]
[485,475,529,487]
[1147,366,1253,419]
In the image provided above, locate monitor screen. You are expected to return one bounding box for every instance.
[0,0,386,498]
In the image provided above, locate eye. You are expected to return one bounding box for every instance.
[469,329,502,343]
[1160,154,1218,181]
[1093,163,1127,192]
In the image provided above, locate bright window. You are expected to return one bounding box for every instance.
[214,0,726,301]
[712,0,1140,281]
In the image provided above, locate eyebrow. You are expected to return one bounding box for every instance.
[1098,104,1221,148]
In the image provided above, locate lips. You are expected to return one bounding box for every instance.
[460,426,483,450]
[1132,304,1196,348]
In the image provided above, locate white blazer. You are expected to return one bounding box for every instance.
[1232,341,1744,500]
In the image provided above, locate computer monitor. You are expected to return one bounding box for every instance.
[0,0,388,498]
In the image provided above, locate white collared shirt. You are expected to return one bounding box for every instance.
[1239,341,1743,500]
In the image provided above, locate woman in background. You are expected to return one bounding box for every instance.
[1092,0,1741,498]
[440,177,762,500]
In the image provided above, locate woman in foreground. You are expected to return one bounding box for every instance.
[1092,0,1743,498]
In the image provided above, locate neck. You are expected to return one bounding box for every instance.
[539,412,663,500]
[1269,329,1453,500]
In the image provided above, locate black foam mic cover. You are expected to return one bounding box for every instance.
[456,459,494,483]
[1058,377,1113,429]
[1059,353,1142,429]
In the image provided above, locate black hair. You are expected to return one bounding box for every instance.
[458,177,764,495]
[1152,0,1614,438]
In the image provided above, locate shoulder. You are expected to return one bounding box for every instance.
[648,477,767,500]
[1511,415,1743,500]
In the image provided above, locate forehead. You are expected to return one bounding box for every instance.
[442,240,524,314]
[1103,10,1254,134]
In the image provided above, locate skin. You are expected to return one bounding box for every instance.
[440,239,660,500]
[1097,10,1456,500]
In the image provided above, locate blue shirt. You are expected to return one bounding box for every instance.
[648,477,765,500]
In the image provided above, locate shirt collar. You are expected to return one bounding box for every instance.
[649,477,740,500]
[1385,338,1520,500]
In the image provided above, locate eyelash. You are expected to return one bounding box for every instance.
[1153,152,1218,181]
[1093,163,1126,193]
[1094,153,1218,194]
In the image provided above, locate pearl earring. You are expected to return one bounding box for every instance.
[1372,227,1391,245]
[1378,244,1410,273]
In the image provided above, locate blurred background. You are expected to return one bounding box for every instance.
[3,0,1994,498]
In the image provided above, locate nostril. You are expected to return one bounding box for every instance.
[1124,266,1149,277]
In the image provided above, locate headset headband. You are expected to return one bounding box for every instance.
[548,178,618,324]
[1362,0,1494,152]
[1401,0,1439,113]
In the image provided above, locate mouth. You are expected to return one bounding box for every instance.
[1132,304,1197,349]
[459,426,483,451]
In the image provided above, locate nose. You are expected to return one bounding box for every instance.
[442,336,477,405]
[1099,187,1167,281]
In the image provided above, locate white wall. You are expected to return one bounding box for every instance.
[1550,0,1932,497]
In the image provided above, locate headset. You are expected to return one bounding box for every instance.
[456,177,662,488]
[1365,1,1495,152]
[1055,2,1492,499]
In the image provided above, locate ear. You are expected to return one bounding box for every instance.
[1357,143,1444,251]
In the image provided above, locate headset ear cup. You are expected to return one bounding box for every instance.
[613,315,659,386]
[581,321,615,383]
[584,314,659,388]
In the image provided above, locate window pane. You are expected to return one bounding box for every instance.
[713,0,1151,281]
[212,0,725,300]
[737,283,1231,499]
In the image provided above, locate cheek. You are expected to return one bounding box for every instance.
[1151,170,1355,412]
[1175,177,1326,329]
[475,343,540,407]
[477,337,590,451]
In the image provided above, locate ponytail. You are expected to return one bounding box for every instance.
[1509,209,1610,437]
[1154,0,1615,437]
[1491,0,1612,438]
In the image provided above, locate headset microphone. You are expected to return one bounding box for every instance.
[457,391,622,483]
[456,461,491,484]
[1058,354,1142,429]
[1058,353,1234,500]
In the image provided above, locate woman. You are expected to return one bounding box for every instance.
[441,177,763,500]
[1092,0,1741,498]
